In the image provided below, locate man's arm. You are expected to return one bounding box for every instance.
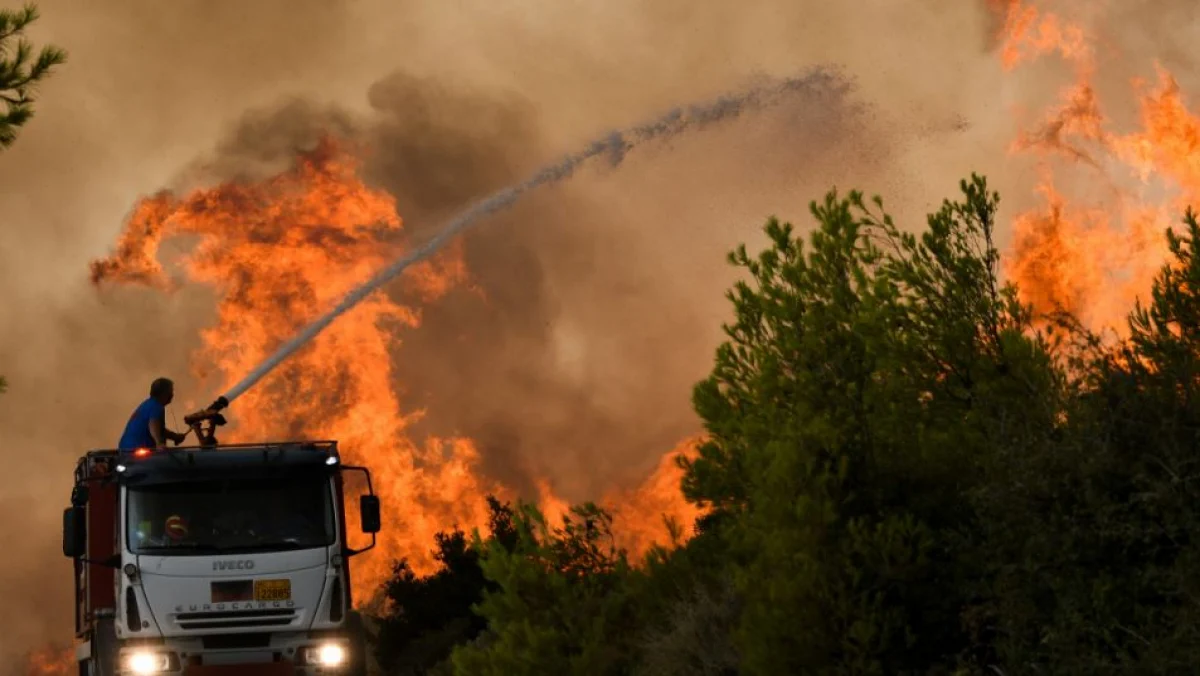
[149,417,168,448]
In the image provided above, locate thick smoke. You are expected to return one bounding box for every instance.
[188,70,861,502]
[0,0,1093,663]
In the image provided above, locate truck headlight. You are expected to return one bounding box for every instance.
[300,643,347,667]
[122,650,173,674]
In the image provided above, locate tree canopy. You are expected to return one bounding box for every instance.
[0,2,65,149]
[364,174,1200,673]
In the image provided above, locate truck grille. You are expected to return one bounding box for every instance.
[175,608,297,631]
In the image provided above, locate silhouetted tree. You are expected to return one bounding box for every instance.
[967,209,1200,672]
[677,175,1060,674]
[371,177,1200,674]
[450,502,639,675]
[375,496,518,674]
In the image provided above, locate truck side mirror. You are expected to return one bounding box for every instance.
[360,495,381,534]
[63,507,86,559]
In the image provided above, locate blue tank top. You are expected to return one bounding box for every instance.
[118,397,165,450]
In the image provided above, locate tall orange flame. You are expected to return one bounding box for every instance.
[91,136,699,602]
[607,436,704,556]
[997,0,1200,334]
[93,137,499,596]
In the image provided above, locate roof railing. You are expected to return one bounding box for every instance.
[83,440,338,457]
[75,440,340,479]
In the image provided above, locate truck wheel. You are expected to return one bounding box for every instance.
[345,610,369,676]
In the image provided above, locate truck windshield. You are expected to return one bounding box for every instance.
[126,473,336,555]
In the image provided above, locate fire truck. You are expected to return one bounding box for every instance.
[62,433,380,675]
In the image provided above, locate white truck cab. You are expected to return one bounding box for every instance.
[63,441,379,675]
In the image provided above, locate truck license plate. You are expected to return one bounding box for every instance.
[253,579,291,602]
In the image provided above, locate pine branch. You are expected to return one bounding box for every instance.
[0,2,65,149]
[0,4,37,47]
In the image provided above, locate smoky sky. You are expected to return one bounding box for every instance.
[10,0,1190,663]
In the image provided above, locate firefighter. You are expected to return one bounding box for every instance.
[117,377,188,451]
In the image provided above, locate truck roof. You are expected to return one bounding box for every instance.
[74,441,342,486]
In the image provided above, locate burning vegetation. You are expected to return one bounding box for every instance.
[26,0,1200,672]
[999,0,1200,334]
[87,136,700,600]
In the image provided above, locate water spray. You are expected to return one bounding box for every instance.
[215,67,850,410]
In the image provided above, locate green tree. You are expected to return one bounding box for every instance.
[969,209,1200,672]
[680,175,1061,674]
[419,176,1200,673]
[634,576,740,676]
[376,496,519,674]
[376,495,723,675]
[630,513,744,676]
[450,502,639,676]
[0,3,66,149]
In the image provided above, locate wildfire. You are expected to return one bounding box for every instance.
[91,137,497,595]
[90,136,699,602]
[605,436,704,556]
[992,0,1090,71]
[995,0,1200,334]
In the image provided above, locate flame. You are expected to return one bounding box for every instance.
[534,477,572,529]
[20,646,72,676]
[91,136,699,603]
[529,437,705,556]
[606,436,704,556]
[997,1,1199,335]
[91,137,500,595]
[1006,178,1170,330]
[993,0,1091,71]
